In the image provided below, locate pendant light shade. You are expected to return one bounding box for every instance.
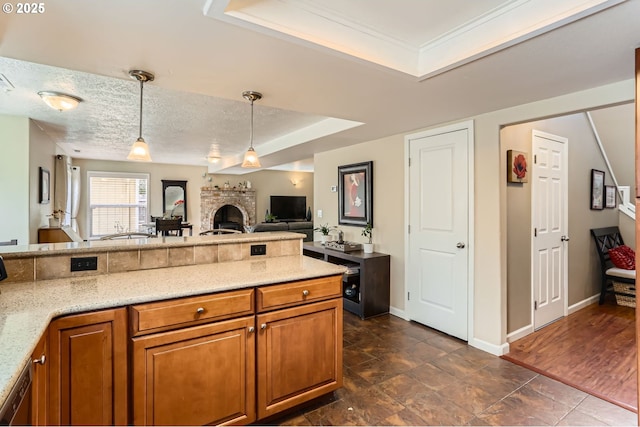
[241,90,262,168]
[127,70,154,162]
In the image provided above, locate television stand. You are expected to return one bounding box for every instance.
[303,242,390,319]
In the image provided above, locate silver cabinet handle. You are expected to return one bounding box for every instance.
[261,323,267,330]
[456,242,466,249]
[248,326,255,333]
[196,307,205,314]
[302,289,310,296]
[33,355,46,365]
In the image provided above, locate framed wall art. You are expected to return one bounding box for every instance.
[605,185,617,208]
[590,169,605,210]
[507,150,528,183]
[338,161,373,227]
[39,167,50,204]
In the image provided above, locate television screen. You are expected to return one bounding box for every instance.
[270,196,306,221]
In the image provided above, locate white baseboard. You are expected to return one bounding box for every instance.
[507,324,534,343]
[568,294,599,315]
[389,306,408,320]
[468,337,510,356]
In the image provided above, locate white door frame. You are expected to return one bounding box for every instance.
[403,120,475,345]
[530,130,569,329]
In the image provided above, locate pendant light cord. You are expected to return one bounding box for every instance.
[249,98,254,149]
[139,78,144,140]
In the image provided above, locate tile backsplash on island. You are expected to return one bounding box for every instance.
[0,232,303,284]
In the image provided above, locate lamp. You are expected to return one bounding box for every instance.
[38,91,82,111]
[127,70,154,162]
[241,90,262,168]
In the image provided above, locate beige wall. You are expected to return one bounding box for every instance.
[0,116,30,244]
[72,159,313,239]
[590,103,635,197]
[0,116,56,244]
[502,113,619,333]
[315,135,405,310]
[314,79,634,353]
[29,121,57,242]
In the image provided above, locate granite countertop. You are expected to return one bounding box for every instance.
[0,255,345,405]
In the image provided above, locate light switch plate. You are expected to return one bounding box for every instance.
[317,209,323,218]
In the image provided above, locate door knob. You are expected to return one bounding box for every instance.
[456,242,466,249]
[561,236,570,242]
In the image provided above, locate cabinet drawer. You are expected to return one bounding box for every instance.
[130,288,254,336]
[257,275,341,312]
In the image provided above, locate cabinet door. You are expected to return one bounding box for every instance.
[31,332,48,426]
[48,308,128,426]
[131,316,255,426]
[257,298,343,419]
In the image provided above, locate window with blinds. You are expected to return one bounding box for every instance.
[88,171,149,237]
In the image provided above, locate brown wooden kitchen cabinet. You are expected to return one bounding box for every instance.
[48,308,128,426]
[256,298,343,419]
[131,315,256,426]
[30,332,48,426]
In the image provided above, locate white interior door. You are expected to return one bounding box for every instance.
[532,130,568,329]
[407,121,472,341]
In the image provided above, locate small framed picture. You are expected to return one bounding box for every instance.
[507,150,528,183]
[39,167,50,204]
[605,185,616,208]
[590,169,605,210]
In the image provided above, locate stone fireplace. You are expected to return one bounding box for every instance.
[200,187,257,232]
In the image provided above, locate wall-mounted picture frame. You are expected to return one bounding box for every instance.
[605,185,617,208]
[590,169,605,210]
[338,161,373,227]
[506,150,528,183]
[39,167,50,204]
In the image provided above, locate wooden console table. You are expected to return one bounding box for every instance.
[303,242,390,319]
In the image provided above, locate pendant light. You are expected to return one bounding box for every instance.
[127,70,154,162]
[241,90,262,168]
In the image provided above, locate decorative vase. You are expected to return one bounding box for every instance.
[306,207,312,221]
[363,243,374,254]
[49,217,60,227]
[321,235,328,245]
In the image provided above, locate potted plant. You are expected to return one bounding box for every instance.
[265,212,277,223]
[361,222,373,253]
[314,223,334,245]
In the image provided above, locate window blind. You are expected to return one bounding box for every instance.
[88,172,149,237]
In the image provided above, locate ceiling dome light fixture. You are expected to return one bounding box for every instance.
[241,90,262,168]
[38,91,82,111]
[207,143,221,164]
[127,69,154,162]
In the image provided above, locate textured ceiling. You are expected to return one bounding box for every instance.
[0,0,638,174]
[0,57,354,171]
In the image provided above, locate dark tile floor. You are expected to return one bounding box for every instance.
[270,311,638,426]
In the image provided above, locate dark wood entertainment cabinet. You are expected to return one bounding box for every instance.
[303,242,390,319]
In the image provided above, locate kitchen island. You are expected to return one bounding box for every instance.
[0,232,345,425]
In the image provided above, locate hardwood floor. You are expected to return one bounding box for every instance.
[502,300,637,413]
[266,309,637,426]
